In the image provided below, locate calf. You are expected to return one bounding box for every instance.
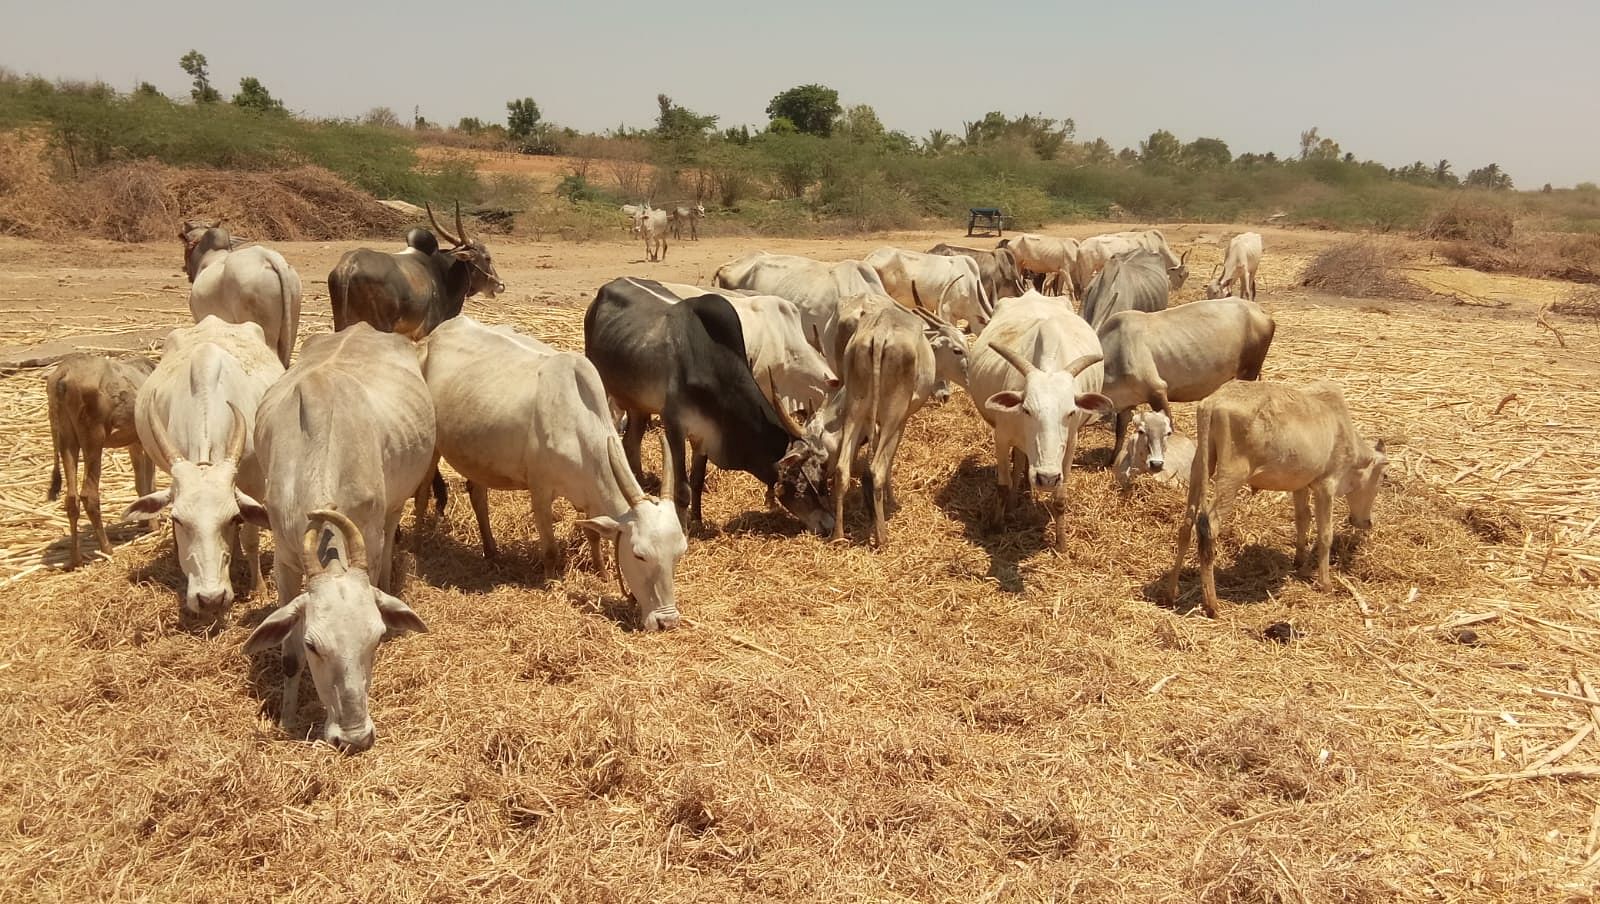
[1163,380,1388,616]
[1098,298,1276,462]
[668,202,707,240]
[584,278,832,535]
[633,205,669,261]
[46,354,157,569]
[1205,232,1264,300]
[1114,410,1194,489]
[421,316,688,630]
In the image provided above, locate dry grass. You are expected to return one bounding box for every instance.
[1438,233,1600,286]
[1420,206,1516,248]
[1552,287,1600,320]
[3,246,1600,901]
[1296,238,1435,301]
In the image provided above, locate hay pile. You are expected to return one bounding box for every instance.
[3,240,1600,901]
[1420,205,1515,248]
[1297,238,1435,300]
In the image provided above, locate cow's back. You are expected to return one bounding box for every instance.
[1081,251,1170,329]
[1200,380,1354,491]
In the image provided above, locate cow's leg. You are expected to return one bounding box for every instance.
[243,523,265,600]
[870,425,907,548]
[1053,428,1080,553]
[531,489,559,572]
[660,236,668,263]
[412,456,439,523]
[466,480,496,560]
[1292,489,1312,575]
[130,444,155,498]
[274,550,303,608]
[688,452,708,526]
[60,442,82,569]
[990,435,1013,525]
[622,409,648,482]
[1164,507,1195,606]
[1111,409,1133,466]
[83,442,109,560]
[661,422,692,528]
[385,511,407,594]
[1312,482,1335,591]
[832,419,865,543]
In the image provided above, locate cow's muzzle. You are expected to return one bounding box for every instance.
[1148,459,1165,473]
[1031,470,1062,490]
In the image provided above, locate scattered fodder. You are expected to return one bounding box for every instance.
[1551,287,1600,319]
[1420,205,1515,247]
[1297,238,1431,299]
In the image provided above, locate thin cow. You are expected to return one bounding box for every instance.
[1205,232,1263,300]
[928,242,1027,303]
[179,220,303,367]
[1163,380,1388,616]
[1078,249,1173,331]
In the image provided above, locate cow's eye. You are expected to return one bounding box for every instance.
[634,551,648,562]
[303,640,319,656]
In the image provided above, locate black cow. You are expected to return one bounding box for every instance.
[1079,249,1171,331]
[584,277,833,536]
[327,202,504,340]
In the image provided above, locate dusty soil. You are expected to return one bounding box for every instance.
[2,223,1599,901]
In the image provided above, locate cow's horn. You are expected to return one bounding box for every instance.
[1179,248,1192,265]
[607,434,646,508]
[454,200,469,245]
[1065,353,1103,377]
[657,432,677,509]
[767,369,804,439]
[988,342,1037,377]
[302,523,324,576]
[1210,263,1221,278]
[910,281,926,311]
[425,201,462,246]
[309,508,367,572]
[147,410,185,465]
[223,401,247,465]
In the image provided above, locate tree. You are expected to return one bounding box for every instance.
[1139,129,1182,165]
[506,97,543,141]
[1464,163,1513,190]
[923,129,954,156]
[836,104,885,144]
[655,94,717,141]
[1182,137,1231,169]
[134,81,164,99]
[1433,159,1458,186]
[1298,126,1342,161]
[363,106,401,128]
[179,50,220,103]
[766,84,841,137]
[1086,138,1114,164]
[232,76,284,113]
[457,116,485,133]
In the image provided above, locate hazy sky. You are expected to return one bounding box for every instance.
[5,1,1595,186]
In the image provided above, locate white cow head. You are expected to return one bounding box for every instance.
[578,436,689,631]
[903,302,969,401]
[125,402,269,620]
[1131,409,1173,473]
[1339,439,1389,530]
[244,509,426,752]
[1203,263,1229,299]
[983,345,1114,490]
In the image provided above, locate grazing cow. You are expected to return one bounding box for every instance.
[328,202,504,340]
[1114,228,1191,288]
[179,220,303,367]
[826,301,969,547]
[928,242,1027,303]
[46,354,156,569]
[124,317,283,620]
[864,247,992,333]
[249,324,436,749]
[667,202,707,241]
[1078,249,1174,331]
[1163,380,1388,616]
[969,292,1114,551]
[420,316,689,630]
[998,234,1080,297]
[1114,410,1194,489]
[1078,230,1191,293]
[1098,298,1276,461]
[656,282,840,414]
[713,252,887,372]
[243,509,427,752]
[585,278,833,535]
[633,204,670,262]
[1205,232,1263,300]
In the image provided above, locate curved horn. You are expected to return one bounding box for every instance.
[910,281,926,311]
[767,369,804,439]
[1209,263,1221,278]
[454,200,469,245]
[809,323,823,352]
[147,410,184,465]
[302,523,324,576]
[1179,248,1192,265]
[607,434,646,507]
[223,401,247,465]
[657,431,677,508]
[987,342,1036,377]
[308,508,367,571]
[425,201,462,246]
[1064,353,1103,377]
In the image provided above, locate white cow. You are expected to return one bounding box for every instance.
[863,247,992,334]
[1077,229,1191,293]
[656,282,840,413]
[1000,233,1080,298]
[247,323,436,751]
[632,205,669,262]
[1205,232,1263,300]
[1114,410,1194,489]
[969,293,1114,551]
[420,316,689,631]
[124,316,283,620]
[179,221,303,367]
[713,252,887,372]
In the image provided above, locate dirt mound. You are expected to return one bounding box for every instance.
[0,151,404,243]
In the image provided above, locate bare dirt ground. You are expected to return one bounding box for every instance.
[2,222,1599,902]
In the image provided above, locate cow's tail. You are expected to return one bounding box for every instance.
[860,335,886,519]
[270,255,295,366]
[46,377,65,501]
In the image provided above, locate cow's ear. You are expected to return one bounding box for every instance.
[123,489,172,522]
[1374,439,1386,455]
[243,597,306,654]
[375,591,428,637]
[450,247,475,261]
[1076,392,1115,417]
[578,515,623,540]
[985,391,1025,414]
[235,489,271,528]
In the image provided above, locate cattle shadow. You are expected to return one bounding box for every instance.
[933,456,1050,593]
[563,587,645,632]
[717,507,812,540]
[1145,543,1295,614]
[407,520,556,593]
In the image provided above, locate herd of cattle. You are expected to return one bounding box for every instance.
[39,204,1388,751]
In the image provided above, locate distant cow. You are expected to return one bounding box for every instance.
[929,242,1027,303]
[1097,298,1276,461]
[713,252,887,372]
[969,292,1114,551]
[584,278,833,535]
[46,354,157,569]
[1163,380,1388,617]
[667,202,707,241]
[633,204,670,261]
[179,220,302,366]
[328,202,504,340]
[1205,232,1263,300]
[1079,249,1173,331]
[998,234,1080,298]
[864,247,992,333]
[1114,410,1194,489]
[1077,230,1190,293]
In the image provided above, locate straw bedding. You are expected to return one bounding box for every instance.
[2,243,1599,901]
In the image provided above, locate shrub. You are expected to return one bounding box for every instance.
[1421,205,1515,247]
